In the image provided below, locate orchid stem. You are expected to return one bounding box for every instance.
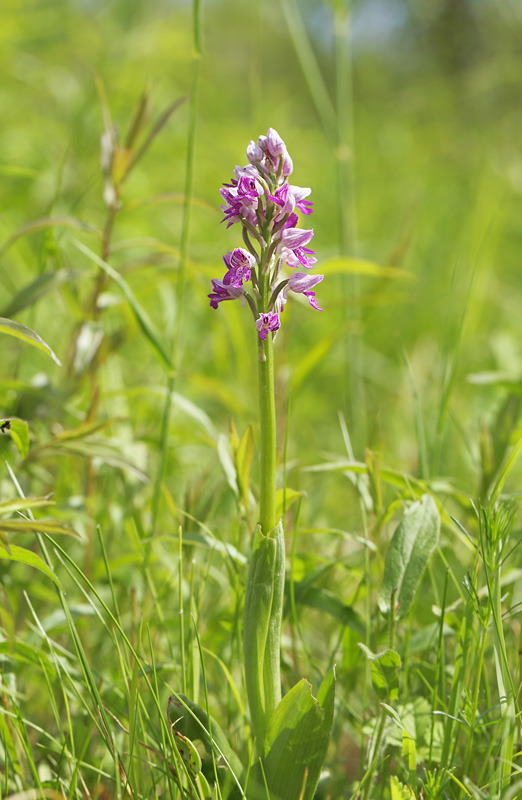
[257,331,277,535]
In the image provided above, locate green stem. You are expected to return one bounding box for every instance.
[257,332,277,534]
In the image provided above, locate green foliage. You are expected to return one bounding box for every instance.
[359,645,401,701]
[378,494,441,620]
[243,521,285,748]
[0,317,61,365]
[1,0,522,798]
[258,668,335,800]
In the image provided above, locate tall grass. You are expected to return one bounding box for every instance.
[1,0,522,797]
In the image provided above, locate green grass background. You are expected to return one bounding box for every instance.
[2,0,522,797]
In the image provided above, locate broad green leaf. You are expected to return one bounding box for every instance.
[172,729,202,775]
[7,419,29,458]
[70,239,172,369]
[390,776,416,800]
[320,256,415,282]
[243,522,285,746]
[403,729,417,785]
[378,494,440,620]
[259,668,335,800]
[358,644,401,700]
[0,544,63,589]
[0,318,61,365]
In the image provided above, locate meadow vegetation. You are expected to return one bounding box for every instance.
[1,1,522,797]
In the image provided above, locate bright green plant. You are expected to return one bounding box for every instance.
[168,128,334,799]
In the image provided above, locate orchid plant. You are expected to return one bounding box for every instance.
[170,130,333,800]
[210,128,324,538]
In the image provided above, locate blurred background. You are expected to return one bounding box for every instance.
[1,1,522,791]
[2,0,522,514]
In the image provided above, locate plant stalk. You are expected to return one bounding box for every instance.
[257,331,277,536]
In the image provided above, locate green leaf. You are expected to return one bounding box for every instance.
[276,487,305,519]
[243,522,285,747]
[382,703,418,787]
[0,318,61,365]
[390,776,416,800]
[289,584,365,635]
[172,729,202,775]
[358,644,401,700]
[127,96,187,174]
[488,434,522,506]
[0,519,79,537]
[7,419,30,458]
[259,668,335,800]
[167,694,244,792]
[378,494,440,620]
[0,544,63,589]
[0,496,54,516]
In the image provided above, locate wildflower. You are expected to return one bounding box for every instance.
[208,279,245,309]
[210,128,323,339]
[285,272,324,311]
[256,312,281,340]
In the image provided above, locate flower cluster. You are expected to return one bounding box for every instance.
[209,128,323,340]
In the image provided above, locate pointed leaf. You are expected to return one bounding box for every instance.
[8,419,29,458]
[0,496,54,516]
[0,544,63,589]
[260,668,335,800]
[488,434,522,505]
[243,522,285,746]
[127,97,187,173]
[124,90,151,150]
[276,487,305,519]
[0,318,61,365]
[378,494,440,620]
[390,776,416,800]
[358,644,401,701]
[167,694,244,788]
[0,519,79,537]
